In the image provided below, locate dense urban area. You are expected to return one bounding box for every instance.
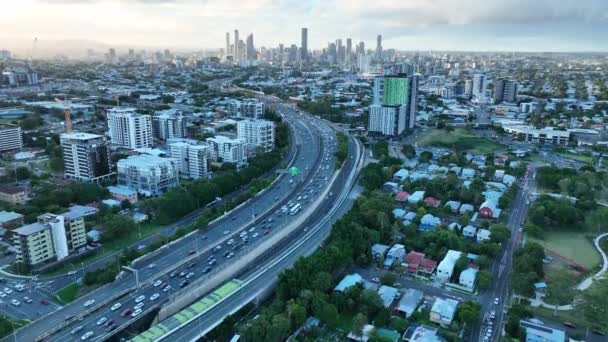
[0,25,607,342]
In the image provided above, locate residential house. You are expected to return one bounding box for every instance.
[436,250,462,283]
[395,191,410,202]
[107,185,138,204]
[403,325,444,342]
[424,196,441,208]
[0,185,28,205]
[502,175,516,186]
[459,204,475,214]
[377,285,399,308]
[444,201,461,213]
[448,222,462,231]
[396,289,424,318]
[479,200,501,218]
[459,268,478,289]
[461,168,475,179]
[405,251,425,273]
[335,273,363,292]
[384,244,406,268]
[449,166,462,175]
[408,191,425,204]
[0,211,24,229]
[430,298,459,327]
[476,229,492,243]
[393,169,409,182]
[371,243,389,259]
[419,214,441,231]
[392,208,407,220]
[383,182,400,193]
[347,324,375,342]
[463,225,477,238]
[520,319,566,342]
[494,169,506,181]
[419,257,437,276]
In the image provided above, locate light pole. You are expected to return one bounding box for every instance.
[122,266,139,288]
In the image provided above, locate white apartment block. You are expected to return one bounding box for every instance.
[503,125,570,145]
[206,135,247,167]
[237,119,275,155]
[152,112,186,140]
[107,107,153,149]
[60,132,113,182]
[169,141,209,179]
[368,105,406,136]
[0,124,23,152]
[117,154,179,196]
[227,98,265,118]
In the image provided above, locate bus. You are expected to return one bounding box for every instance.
[289,203,302,215]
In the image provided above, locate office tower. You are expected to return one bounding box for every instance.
[336,39,344,64]
[13,208,89,266]
[108,48,116,63]
[464,79,473,98]
[278,44,284,63]
[169,141,209,179]
[493,79,518,103]
[472,74,488,100]
[328,43,337,65]
[152,111,186,140]
[0,124,23,152]
[301,28,308,61]
[227,98,265,118]
[358,41,365,55]
[117,155,179,196]
[237,119,276,155]
[225,32,231,58]
[369,72,418,136]
[60,132,112,182]
[376,35,382,61]
[206,136,247,168]
[164,49,171,59]
[289,44,298,62]
[246,34,255,61]
[234,29,239,62]
[106,107,153,149]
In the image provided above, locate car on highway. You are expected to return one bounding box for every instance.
[11,299,20,306]
[135,295,146,303]
[84,299,96,307]
[239,232,247,238]
[67,271,77,276]
[170,271,178,278]
[202,266,212,274]
[264,229,270,235]
[179,280,189,288]
[41,299,50,305]
[493,297,500,305]
[149,293,160,301]
[147,263,157,269]
[252,232,259,238]
[3,288,12,294]
[96,317,107,326]
[106,324,117,332]
[80,331,94,341]
[179,270,187,277]
[187,249,196,255]
[110,303,122,311]
[186,272,195,279]
[0,292,5,298]
[163,285,172,292]
[134,302,145,310]
[70,326,83,335]
[23,296,32,303]
[223,229,230,235]
[213,245,222,252]
[227,239,235,245]
[226,252,235,259]
[153,280,162,287]
[131,308,143,317]
[208,259,216,266]
[120,308,132,317]
[249,227,256,233]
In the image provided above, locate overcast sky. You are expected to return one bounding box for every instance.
[2,0,608,53]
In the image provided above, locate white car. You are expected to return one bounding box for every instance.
[252,232,259,238]
[96,317,107,326]
[84,299,95,307]
[248,227,255,233]
[493,297,499,305]
[0,292,6,298]
[10,299,20,306]
[4,288,12,294]
[135,295,146,303]
[147,263,157,269]
[131,308,143,317]
[135,302,145,310]
[80,331,94,341]
[163,285,172,293]
[67,271,77,276]
[110,303,122,311]
[239,232,247,238]
[223,230,230,235]
[149,293,160,301]
[153,280,162,287]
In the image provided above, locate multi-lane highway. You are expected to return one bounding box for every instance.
[474,165,536,342]
[5,102,347,342]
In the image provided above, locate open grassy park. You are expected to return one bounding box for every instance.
[418,128,504,154]
[529,231,600,270]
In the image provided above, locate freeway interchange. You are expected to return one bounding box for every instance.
[5,102,351,342]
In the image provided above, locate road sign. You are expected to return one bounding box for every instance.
[289,167,299,176]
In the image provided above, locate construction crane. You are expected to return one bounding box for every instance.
[54,97,72,133]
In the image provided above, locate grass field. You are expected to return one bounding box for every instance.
[418,128,504,154]
[529,231,600,269]
[55,283,80,304]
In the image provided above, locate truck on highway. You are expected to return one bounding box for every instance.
[289,203,301,215]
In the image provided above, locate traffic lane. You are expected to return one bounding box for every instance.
[0,281,60,321]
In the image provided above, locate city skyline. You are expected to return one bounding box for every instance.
[2,0,608,55]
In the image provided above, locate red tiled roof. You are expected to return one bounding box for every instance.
[424,197,440,207]
[395,191,410,201]
[419,258,437,272]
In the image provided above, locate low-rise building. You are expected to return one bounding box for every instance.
[408,191,425,204]
[459,268,478,289]
[377,285,399,308]
[116,154,179,196]
[520,319,566,342]
[0,124,23,153]
[430,298,459,327]
[436,250,462,283]
[479,200,501,219]
[335,273,363,292]
[403,324,444,342]
[396,288,424,318]
[476,229,492,243]
[393,169,409,182]
[107,185,138,204]
[463,225,477,238]
[503,125,570,145]
[0,211,24,229]
[384,244,406,268]
[0,185,28,204]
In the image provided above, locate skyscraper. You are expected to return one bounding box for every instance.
[106,107,153,149]
[246,34,255,61]
[225,32,231,58]
[278,43,284,63]
[234,29,239,62]
[368,68,418,136]
[346,38,352,64]
[358,41,365,55]
[60,132,112,182]
[493,79,518,103]
[472,74,488,101]
[376,35,382,61]
[301,28,308,61]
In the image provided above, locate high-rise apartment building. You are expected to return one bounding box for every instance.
[225,32,231,59]
[206,135,247,168]
[234,29,239,62]
[464,79,473,98]
[60,132,112,182]
[152,111,185,140]
[227,98,265,118]
[301,28,308,62]
[0,124,23,152]
[237,119,275,155]
[169,141,209,179]
[493,79,518,103]
[117,154,179,196]
[107,107,153,149]
[368,70,418,136]
[472,74,488,101]
[376,35,383,61]
[246,34,255,61]
[346,38,352,64]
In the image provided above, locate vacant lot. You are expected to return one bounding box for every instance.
[529,231,600,270]
[418,128,504,154]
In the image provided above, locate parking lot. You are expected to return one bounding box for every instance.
[0,278,62,321]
